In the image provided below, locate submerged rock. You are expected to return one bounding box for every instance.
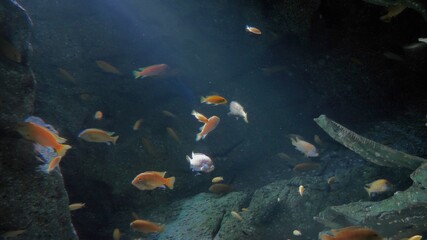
[314,114,427,170]
[140,192,249,240]
[315,163,427,239]
[0,1,77,239]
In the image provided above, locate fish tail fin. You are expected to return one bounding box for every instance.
[364,186,371,196]
[48,156,62,173]
[320,234,334,240]
[290,137,297,146]
[165,177,175,190]
[133,70,141,79]
[196,133,202,141]
[186,155,191,162]
[112,136,119,145]
[56,144,72,157]
[200,96,206,103]
[380,15,391,23]
[244,114,248,123]
[158,225,165,232]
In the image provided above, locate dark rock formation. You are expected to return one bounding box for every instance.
[0,1,77,239]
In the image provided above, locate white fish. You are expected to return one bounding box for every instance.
[291,136,319,157]
[186,152,215,173]
[228,101,248,123]
[418,38,427,44]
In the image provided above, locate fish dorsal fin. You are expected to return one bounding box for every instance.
[53,133,67,143]
[332,226,363,235]
[138,67,146,71]
[145,171,166,177]
[107,131,115,136]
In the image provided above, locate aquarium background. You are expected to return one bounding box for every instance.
[1,0,427,239]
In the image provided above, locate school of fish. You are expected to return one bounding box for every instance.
[8,17,423,239]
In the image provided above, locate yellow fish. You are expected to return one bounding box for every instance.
[293,230,302,236]
[400,235,423,240]
[113,228,121,240]
[93,111,103,120]
[96,60,121,74]
[298,185,305,196]
[78,128,119,145]
[365,179,393,198]
[231,211,243,221]
[212,176,224,183]
[1,230,26,239]
[380,4,406,22]
[69,203,85,211]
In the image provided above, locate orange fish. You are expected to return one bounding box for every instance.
[130,219,164,234]
[314,135,323,146]
[79,93,92,101]
[162,110,177,118]
[245,25,261,35]
[209,183,233,195]
[133,64,169,79]
[196,116,220,141]
[0,37,22,63]
[293,162,321,172]
[191,110,209,123]
[58,68,77,84]
[321,226,382,240]
[166,127,181,144]
[142,138,160,158]
[93,111,103,120]
[200,95,227,105]
[95,60,121,74]
[133,118,143,130]
[16,122,71,157]
[131,171,175,190]
[78,128,119,145]
[327,176,337,185]
[47,156,62,173]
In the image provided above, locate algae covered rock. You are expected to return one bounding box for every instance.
[314,114,427,170]
[142,192,248,240]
